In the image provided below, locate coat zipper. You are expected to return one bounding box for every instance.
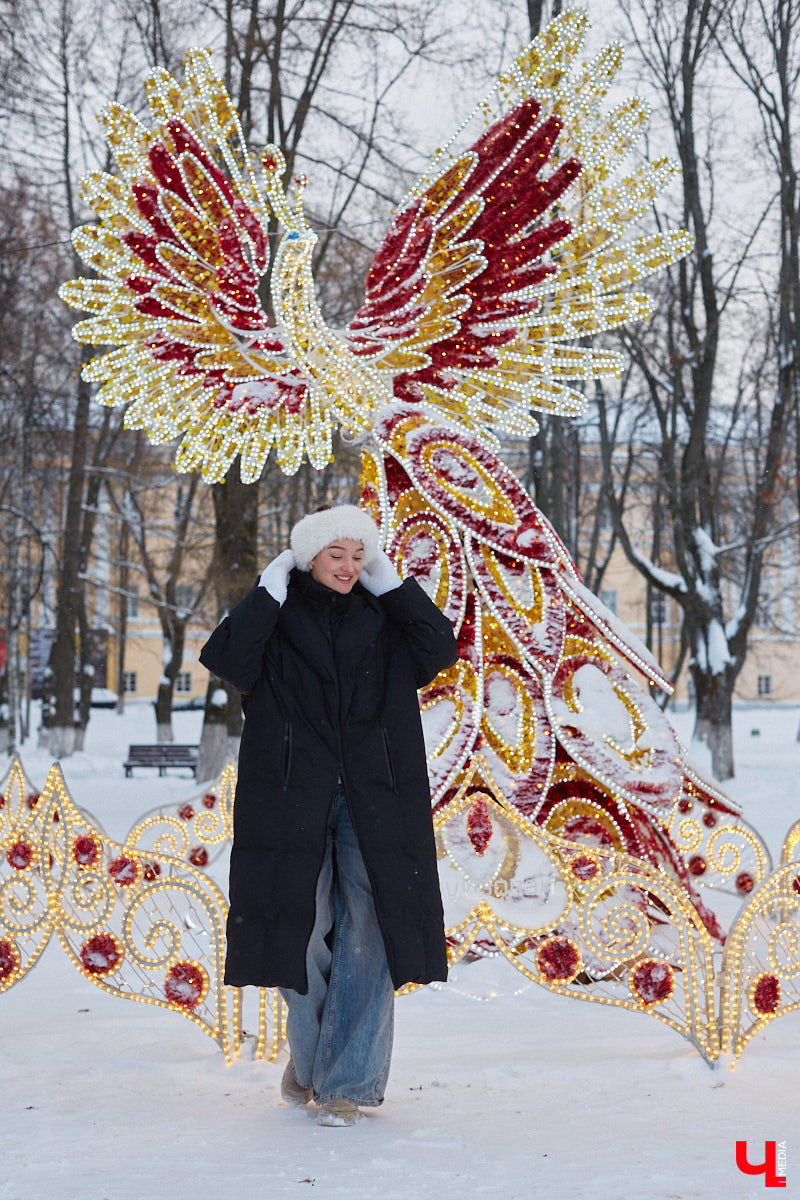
[381,725,398,793]
[281,721,293,791]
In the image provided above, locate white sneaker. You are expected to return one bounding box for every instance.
[281,1060,312,1106]
[316,1098,359,1127]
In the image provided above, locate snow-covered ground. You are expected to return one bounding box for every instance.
[3,703,798,1200]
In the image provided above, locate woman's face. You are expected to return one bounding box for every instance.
[310,539,364,594]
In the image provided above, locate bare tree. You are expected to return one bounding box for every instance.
[598,0,792,779]
[719,0,800,736]
[0,171,72,750]
[105,444,213,743]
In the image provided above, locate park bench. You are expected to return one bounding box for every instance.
[123,744,199,778]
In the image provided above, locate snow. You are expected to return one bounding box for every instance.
[630,545,686,593]
[707,617,733,675]
[551,663,634,744]
[693,526,720,578]
[3,702,799,1200]
[563,577,668,683]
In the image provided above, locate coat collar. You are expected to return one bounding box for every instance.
[279,571,386,720]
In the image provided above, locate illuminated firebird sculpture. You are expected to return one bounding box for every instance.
[18,9,793,1063]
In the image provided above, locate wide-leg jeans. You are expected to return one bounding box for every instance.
[279,786,395,1106]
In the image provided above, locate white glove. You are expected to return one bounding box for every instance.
[259,549,295,605]
[360,549,402,596]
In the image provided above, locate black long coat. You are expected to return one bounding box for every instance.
[199,568,458,993]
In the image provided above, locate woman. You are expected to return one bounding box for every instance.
[200,504,458,1126]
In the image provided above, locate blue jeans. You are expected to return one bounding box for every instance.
[279,786,395,1106]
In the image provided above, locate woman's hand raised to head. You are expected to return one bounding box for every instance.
[359,549,402,596]
[259,548,296,605]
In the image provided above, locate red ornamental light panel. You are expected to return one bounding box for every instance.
[348,96,578,382]
[120,119,305,424]
[545,639,683,819]
[466,795,493,856]
[467,537,565,677]
[422,593,483,804]
[398,421,562,565]
[388,508,467,632]
[479,655,555,818]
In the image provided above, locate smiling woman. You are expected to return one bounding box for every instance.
[310,541,364,594]
[199,503,458,1126]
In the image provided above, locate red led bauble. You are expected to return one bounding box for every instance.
[109,855,140,887]
[735,872,755,895]
[73,834,100,867]
[535,936,581,983]
[6,841,33,870]
[188,846,209,867]
[688,855,707,876]
[27,793,40,809]
[677,798,692,813]
[179,804,194,821]
[164,961,207,1009]
[203,793,216,809]
[702,812,717,828]
[570,853,599,881]
[80,933,123,977]
[143,862,162,881]
[630,959,675,1007]
[0,938,20,983]
[752,974,780,1015]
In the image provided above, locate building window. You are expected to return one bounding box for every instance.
[175,671,192,694]
[175,584,194,613]
[754,603,771,629]
[600,589,617,615]
[650,592,667,625]
[757,675,773,698]
[126,587,140,620]
[122,671,137,694]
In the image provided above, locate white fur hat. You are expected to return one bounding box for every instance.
[290,504,380,571]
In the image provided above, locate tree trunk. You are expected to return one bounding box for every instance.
[44,354,92,757]
[689,656,734,778]
[155,684,175,743]
[115,520,129,714]
[197,470,259,778]
[73,593,93,752]
[691,664,711,744]
[707,670,734,781]
[154,623,187,742]
[196,679,237,784]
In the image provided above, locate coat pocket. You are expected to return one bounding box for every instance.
[381,725,398,793]
[281,721,293,791]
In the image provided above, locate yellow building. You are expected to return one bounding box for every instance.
[16,434,800,712]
